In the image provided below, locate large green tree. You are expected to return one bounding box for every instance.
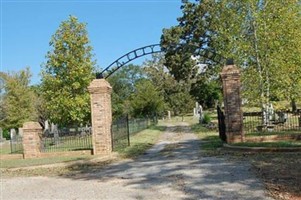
[144,54,195,115]
[0,68,37,129]
[41,16,95,126]
[161,0,301,110]
[130,79,165,117]
[107,64,145,118]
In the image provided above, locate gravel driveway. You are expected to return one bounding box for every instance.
[1,123,273,200]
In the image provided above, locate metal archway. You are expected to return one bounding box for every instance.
[96,43,228,79]
[97,44,161,79]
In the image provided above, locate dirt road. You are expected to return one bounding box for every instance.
[1,123,273,200]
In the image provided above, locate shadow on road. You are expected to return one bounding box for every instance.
[59,124,270,200]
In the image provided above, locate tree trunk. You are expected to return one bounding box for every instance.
[291,99,297,112]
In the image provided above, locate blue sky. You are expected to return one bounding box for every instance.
[1,0,182,84]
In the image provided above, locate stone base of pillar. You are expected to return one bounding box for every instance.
[226,133,245,143]
[22,122,42,159]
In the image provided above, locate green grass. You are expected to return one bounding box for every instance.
[160,115,199,126]
[191,123,224,152]
[232,141,301,148]
[115,125,165,158]
[246,131,301,137]
[0,155,94,169]
[0,143,13,154]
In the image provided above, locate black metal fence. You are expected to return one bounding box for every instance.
[243,111,301,134]
[10,134,23,154]
[111,115,158,151]
[217,106,226,142]
[41,126,92,152]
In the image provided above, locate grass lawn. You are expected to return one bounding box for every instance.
[115,125,165,158]
[245,131,301,137]
[232,141,301,148]
[0,155,95,169]
[0,125,165,177]
[0,142,13,154]
[191,123,224,155]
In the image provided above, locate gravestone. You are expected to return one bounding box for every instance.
[167,111,171,120]
[10,128,16,142]
[45,120,50,130]
[198,105,204,124]
[0,127,3,141]
[51,123,59,145]
[194,102,199,117]
[18,128,23,137]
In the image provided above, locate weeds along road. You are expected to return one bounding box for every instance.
[1,122,273,200]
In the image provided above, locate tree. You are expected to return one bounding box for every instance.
[41,16,95,126]
[0,68,37,129]
[190,78,221,109]
[161,0,301,111]
[130,79,165,117]
[107,64,145,118]
[143,54,196,115]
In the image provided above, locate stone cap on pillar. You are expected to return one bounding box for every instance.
[88,79,112,94]
[23,122,42,130]
[221,64,240,79]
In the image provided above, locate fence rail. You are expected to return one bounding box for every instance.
[10,134,23,154]
[112,115,158,151]
[243,111,301,134]
[41,127,92,152]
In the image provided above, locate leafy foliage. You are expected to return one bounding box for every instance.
[161,0,301,110]
[130,79,165,117]
[144,54,195,115]
[0,68,38,129]
[41,16,95,126]
[107,64,145,118]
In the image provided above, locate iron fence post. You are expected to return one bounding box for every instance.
[126,114,130,146]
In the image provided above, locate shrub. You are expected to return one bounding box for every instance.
[2,129,10,140]
[202,113,211,124]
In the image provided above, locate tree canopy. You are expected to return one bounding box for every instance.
[161,0,301,110]
[41,15,95,126]
[0,68,38,129]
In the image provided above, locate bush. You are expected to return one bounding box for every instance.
[2,129,10,140]
[202,113,211,124]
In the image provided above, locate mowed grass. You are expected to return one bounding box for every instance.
[1,125,165,170]
[0,142,13,154]
[115,125,165,158]
[190,122,224,155]
[232,141,301,148]
[0,155,95,169]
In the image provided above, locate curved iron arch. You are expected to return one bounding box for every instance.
[97,44,229,79]
[97,44,161,79]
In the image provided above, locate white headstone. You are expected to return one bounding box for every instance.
[167,111,171,120]
[45,120,50,130]
[51,123,59,144]
[10,128,16,141]
[18,128,23,137]
[0,127,3,141]
[198,105,204,123]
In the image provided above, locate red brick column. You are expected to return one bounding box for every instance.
[88,79,112,155]
[22,122,42,158]
[221,64,244,143]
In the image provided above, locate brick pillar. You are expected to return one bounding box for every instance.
[88,79,112,155]
[221,64,244,143]
[22,122,42,158]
